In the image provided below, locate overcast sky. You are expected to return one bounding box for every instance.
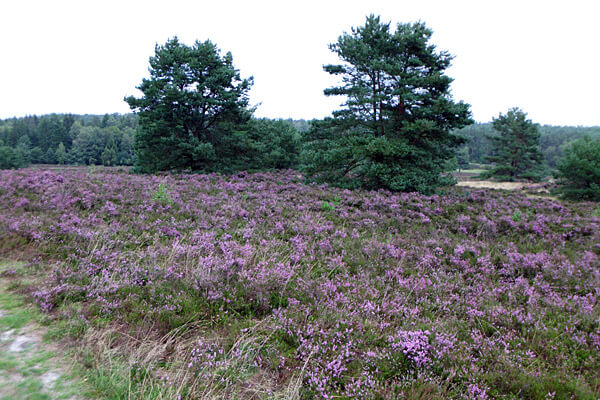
[1,0,599,126]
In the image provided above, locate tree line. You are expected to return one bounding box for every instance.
[0,113,310,171]
[123,16,472,194]
[0,114,137,168]
[456,123,600,168]
[3,111,595,176]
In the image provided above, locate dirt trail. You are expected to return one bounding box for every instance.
[0,270,83,400]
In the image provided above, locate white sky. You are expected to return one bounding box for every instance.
[1,0,599,126]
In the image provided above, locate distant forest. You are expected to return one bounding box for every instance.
[456,123,600,168]
[0,114,311,167]
[0,113,598,170]
[0,114,137,166]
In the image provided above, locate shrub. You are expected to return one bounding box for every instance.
[555,136,600,201]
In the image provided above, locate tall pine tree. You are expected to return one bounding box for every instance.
[125,37,253,173]
[303,15,472,194]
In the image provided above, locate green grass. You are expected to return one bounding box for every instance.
[0,261,86,400]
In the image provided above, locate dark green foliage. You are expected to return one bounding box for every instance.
[456,146,470,169]
[125,37,253,173]
[0,112,300,171]
[101,145,118,166]
[30,147,43,164]
[43,147,56,164]
[55,143,68,164]
[483,108,545,181]
[67,124,135,166]
[284,119,312,133]
[14,136,32,165]
[454,123,496,165]
[303,15,472,194]
[117,133,134,165]
[70,126,109,165]
[37,114,70,151]
[124,37,301,173]
[231,119,300,170]
[456,123,600,168]
[0,114,136,166]
[0,146,27,169]
[555,136,600,200]
[540,126,600,167]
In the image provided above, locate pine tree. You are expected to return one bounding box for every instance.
[0,147,19,169]
[483,108,544,181]
[125,37,253,173]
[303,15,472,194]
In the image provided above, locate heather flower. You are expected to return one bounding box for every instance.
[0,168,598,399]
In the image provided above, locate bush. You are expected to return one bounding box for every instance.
[210,118,300,172]
[555,136,600,201]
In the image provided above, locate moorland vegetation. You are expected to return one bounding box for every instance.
[1,168,599,399]
[0,14,599,400]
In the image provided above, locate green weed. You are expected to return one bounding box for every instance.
[152,183,174,206]
[512,209,522,222]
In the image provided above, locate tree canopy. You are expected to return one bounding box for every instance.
[125,37,254,173]
[303,15,472,193]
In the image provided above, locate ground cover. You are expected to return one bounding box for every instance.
[0,261,82,399]
[0,167,598,399]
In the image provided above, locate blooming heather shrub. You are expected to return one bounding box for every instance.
[0,167,599,399]
[387,330,431,369]
[188,340,227,380]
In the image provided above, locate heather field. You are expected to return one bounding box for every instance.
[0,167,599,399]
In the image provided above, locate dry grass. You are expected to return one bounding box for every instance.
[74,312,287,400]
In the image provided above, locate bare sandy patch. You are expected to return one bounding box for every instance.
[457,180,558,200]
[457,180,530,190]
